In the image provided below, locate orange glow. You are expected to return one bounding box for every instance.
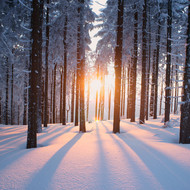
[90,79,101,92]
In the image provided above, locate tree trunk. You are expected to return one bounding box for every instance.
[113,0,124,133]
[127,64,132,119]
[165,0,172,124]
[71,71,75,122]
[23,61,28,125]
[62,15,68,125]
[44,0,49,127]
[78,0,86,132]
[130,4,138,122]
[36,0,44,133]
[108,89,111,120]
[153,11,161,119]
[159,75,164,115]
[11,63,14,125]
[86,77,90,121]
[60,68,63,123]
[5,57,9,125]
[150,50,156,117]
[146,3,151,121]
[53,63,57,123]
[27,0,42,148]
[95,64,99,121]
[139,0,147,124]
[179,2,190,144]
[174,56,179,114]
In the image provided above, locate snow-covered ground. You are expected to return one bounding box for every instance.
[0,115,190,190]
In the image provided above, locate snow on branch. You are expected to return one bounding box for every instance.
[18,0,32,11]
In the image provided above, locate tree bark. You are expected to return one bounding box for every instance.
[27,0,42,148]
[53,63,57,123]
[164,0,172,124]
[179,2,190,144]
[71,71,75,122]
[5,57,9,125]
[153,11,161,119]
[139,0,147,124]
[130,3,138,122]
[44,0,50,127]
[62,15,68,125]
[113,0,124,133]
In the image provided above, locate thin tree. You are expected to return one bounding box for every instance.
[130,3,138,122]
[5,57,9,125]
[78,0,86,132]
[53,63,57,123]
[62,15,68,125]
[44,0,50,127]
[179,2,190,144]
[139,0,148,124]
[71,71,75,122]
[113,0,124,133]
[153,10,161,119]
[164,0,172,124]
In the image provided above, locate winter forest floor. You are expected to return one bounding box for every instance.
[0,115,190,190]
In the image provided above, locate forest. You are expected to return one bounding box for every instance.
[1,0,190,189]
[0,0,190,145]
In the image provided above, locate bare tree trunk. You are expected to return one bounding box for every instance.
[50,70,53,123]
[130,3,138,122]
[23,61,28,125]
[113,0,124,133]
[62,15,68,125]
[153,11,161,119]
[108,89,111,120]
[86,77,90,121]
[165,0,172,124]
[95,64,99,121]
[146,3,151,121]
[150,50,156,117]
[174,56,179,114]
[44,0,49,127]
[159,75,164,115]
[53,63,57,123]
[78,0,86,132]
[27,0,42,148]
[179,2,190,144]
[11,63,14,125]
[139,0,148,124]
[59,68,63,123]
[71,71,75,122]
[5,57,9,125]
[127,64,131,119]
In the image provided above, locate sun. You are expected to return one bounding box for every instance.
[90,79,102,92]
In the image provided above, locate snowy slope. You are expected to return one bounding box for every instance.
[0,115,190,190]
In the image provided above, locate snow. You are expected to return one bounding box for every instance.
[0,115,190,190]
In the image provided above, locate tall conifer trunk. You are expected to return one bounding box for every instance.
[165,0,172,123]
[113,0,124,133]
[44,0,50,127]
[62,15,68,125]
[27,0,42,148]
[179,2,190,144]
[130,3,138,122]
[139,0,148,124]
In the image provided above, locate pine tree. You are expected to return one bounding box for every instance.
[113,0,124,133]
[179,2,190,144]
[164,0,172,124]
[139,0,148,124]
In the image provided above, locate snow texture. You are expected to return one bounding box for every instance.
[0,115,190,190]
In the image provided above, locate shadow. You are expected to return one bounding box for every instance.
[95,122,112,189]
[26,133,83,190]
[116,132,190,189]
[38,125,75,146]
